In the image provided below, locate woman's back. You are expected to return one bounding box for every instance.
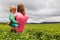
[14,12,28,32]
[15,12,28,23]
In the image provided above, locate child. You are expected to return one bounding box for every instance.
[7,5,18,32]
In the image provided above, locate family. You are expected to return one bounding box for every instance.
[7,3,28,33]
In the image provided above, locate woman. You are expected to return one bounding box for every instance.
[14,3,28,32]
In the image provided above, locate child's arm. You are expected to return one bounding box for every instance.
[9,13,17,23]
[7,20,11,25]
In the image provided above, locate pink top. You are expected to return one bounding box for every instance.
[14,12,28,32]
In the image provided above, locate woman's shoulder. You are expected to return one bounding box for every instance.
[16,12,21,14]
[14,12,19,15]
[24,12,28,16]
[14,12,22,16]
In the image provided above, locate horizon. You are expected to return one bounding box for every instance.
[0,0,60,23]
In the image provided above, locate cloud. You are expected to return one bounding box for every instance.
[43,16,60,22]
[27,16,60,23]
[28,8,59,19]
[0,0,60,23]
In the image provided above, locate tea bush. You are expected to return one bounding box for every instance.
[0,23,60,40]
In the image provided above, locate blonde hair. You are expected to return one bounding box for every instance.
[17,3,25,15]
[9,5,16,12]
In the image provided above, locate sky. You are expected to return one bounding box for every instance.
[0,0,60,23]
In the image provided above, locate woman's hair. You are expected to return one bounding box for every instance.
[17,3,25,15]
[9,5,16,12]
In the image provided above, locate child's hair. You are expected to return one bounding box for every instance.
[17,3,25,15]
[9,5,16,12]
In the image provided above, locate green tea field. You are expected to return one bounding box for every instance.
[0,23,60,40]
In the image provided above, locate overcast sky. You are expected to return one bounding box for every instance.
[0,0,60,23]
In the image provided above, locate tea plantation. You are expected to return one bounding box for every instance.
[0,23,60,40]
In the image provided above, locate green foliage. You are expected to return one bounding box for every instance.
[0,23,60,40]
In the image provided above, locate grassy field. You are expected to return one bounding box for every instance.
[0,23,60,40]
